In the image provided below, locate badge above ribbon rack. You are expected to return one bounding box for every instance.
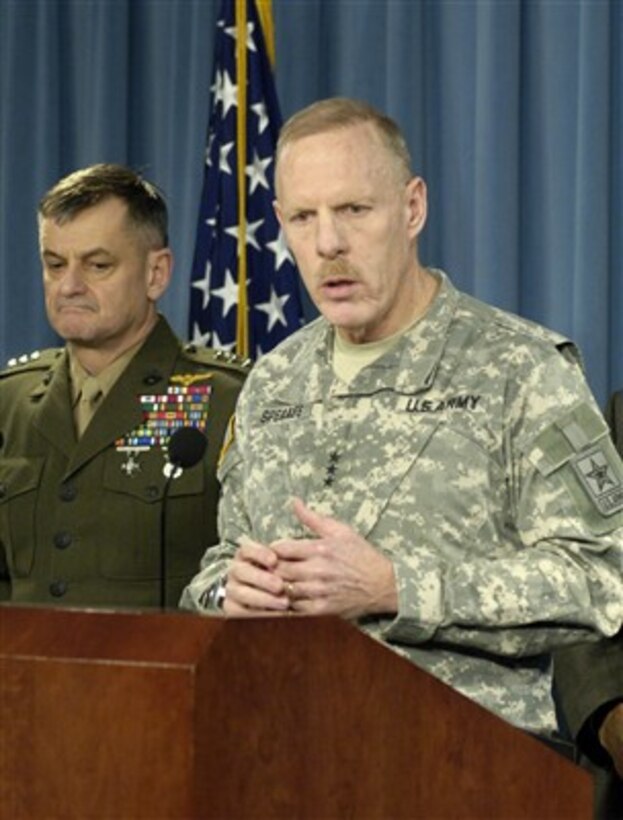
[115,374,213,477]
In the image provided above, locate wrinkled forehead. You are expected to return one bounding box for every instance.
[39,196,131,231]
[38,199,143,256]
[276,123,402,197]
[38,197,158,253]
[279,120,386,162]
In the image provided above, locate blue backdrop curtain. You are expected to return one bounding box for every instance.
[1,0,621,407]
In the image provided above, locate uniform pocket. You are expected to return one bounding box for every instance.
[0,457,45,575]
[98,448,207,580]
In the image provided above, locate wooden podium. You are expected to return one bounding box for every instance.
[0,606,591,819]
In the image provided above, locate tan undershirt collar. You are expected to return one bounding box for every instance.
[332,271,439,384]
[70,341,144,436]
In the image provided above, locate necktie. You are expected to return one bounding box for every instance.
[75,376,103,438]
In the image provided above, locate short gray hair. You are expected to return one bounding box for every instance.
[276,97,413,184]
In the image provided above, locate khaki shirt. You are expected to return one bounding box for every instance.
[70,342,141,437]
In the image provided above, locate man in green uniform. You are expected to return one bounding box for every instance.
[0,164,248,608]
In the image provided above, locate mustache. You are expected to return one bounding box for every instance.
[318,258,361,281]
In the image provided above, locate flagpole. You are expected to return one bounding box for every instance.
[255,0,275,67]
[235,0,249,358]
[189,0,303,358]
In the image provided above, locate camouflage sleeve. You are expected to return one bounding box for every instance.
[178,419,247,612]
[384,352,623,658]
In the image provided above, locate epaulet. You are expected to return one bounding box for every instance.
[182,343,253,375]
[0,348,62,378]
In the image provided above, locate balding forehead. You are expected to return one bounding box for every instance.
[275,123,407,199]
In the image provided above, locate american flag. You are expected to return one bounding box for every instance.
[188,0,303,359]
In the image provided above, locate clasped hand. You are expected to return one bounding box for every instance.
[222,497,397,619]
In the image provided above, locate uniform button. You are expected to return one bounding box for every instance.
[143,371,162,386]
[49,580,67,598]
[59,483,77,502]
[146,485,160,500]
[53,531,72,550]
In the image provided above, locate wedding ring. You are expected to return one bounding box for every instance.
[286,582,295,600]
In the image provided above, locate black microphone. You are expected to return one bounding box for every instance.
[159,426,208,609]
[168,426,208,471]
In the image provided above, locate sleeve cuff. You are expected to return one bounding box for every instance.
[382,553,444,644]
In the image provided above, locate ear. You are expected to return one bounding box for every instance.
[404,176,427,240]
[273,199,294,253]
[146,248,173,301]
[273,198,284,230]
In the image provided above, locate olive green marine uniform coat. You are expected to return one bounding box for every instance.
[0,316,248,608]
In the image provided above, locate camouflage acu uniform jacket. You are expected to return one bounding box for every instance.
[0,316,248,608]
[181,271,623,734]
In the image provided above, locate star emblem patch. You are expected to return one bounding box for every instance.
[573,446,623,516]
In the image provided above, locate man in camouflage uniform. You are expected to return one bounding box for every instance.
[0,164,248,608]
[181,98,623,737]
